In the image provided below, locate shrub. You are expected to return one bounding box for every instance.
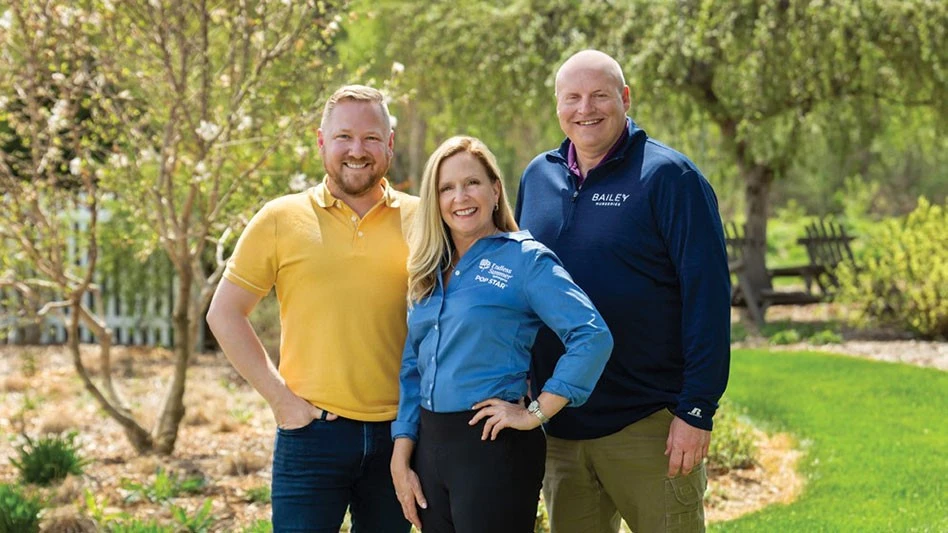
[836,197,948,339]
[0,483,43,533]
[769,329,802,345]
[708,402,757,472]
[11,432,87,486]
[809,329,843,345]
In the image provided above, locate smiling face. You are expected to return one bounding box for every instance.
[437,151,501,249]
[555,51,631,167]
[317,99,393,200]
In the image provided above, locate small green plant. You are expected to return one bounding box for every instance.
[245,485,271,504]
[121,467,206,503]
[0,483,43,533]
[241,519,273,533]
[11,431,87,485]
[707,401,757,471]
[809,329,843,345]
[84,488,128,525]
[769,329,802,345]
[170,499,215,533]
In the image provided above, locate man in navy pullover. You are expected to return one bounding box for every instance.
[516,50,730,532]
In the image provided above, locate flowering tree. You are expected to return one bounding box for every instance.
[0,0,140,444]
[1,0,349,454]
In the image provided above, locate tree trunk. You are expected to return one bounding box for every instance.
[67,303,153,453]
[741,162,774,296]
[76,305,126,410]
[407,103,427,194]
[154,268,192,454]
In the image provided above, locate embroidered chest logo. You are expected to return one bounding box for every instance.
[590,192,631,207]
[475,259,513,289]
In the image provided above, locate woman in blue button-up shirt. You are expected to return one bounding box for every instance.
[390,136,612,533]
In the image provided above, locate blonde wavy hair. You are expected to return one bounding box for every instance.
[407,136,518,303]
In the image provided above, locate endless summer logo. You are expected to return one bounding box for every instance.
[590,192,631,207]
[475,259,513,289]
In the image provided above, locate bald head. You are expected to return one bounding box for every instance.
[553,50,631,174]
[555,50,626,97]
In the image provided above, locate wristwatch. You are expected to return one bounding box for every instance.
[527,400,550,424]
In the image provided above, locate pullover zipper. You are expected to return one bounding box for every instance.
[557,171,582,240]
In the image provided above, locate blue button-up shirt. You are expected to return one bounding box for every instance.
[391,231,613,441]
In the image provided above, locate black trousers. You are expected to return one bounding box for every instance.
[415,408,546,533]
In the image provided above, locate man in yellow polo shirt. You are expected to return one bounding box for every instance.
[207,85,418,533]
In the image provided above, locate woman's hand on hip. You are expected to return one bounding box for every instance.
[469,398,540,440]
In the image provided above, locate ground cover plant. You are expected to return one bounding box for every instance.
[0,482,43,532]
[11,432,87,486]
[713,349,948,531]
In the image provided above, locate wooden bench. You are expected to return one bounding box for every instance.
[796,220,856,297]
[725,220,857,326]
[725,222,821,326]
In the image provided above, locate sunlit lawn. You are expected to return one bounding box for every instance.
[712,349,947,532]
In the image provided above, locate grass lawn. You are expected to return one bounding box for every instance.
[713,349,947,532]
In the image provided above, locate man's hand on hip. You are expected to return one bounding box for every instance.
[665,415,711,477]
[271,391,337,429]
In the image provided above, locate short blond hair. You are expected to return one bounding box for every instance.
[320,84,391,131]
[407,136,518,303]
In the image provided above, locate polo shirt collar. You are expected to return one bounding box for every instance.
[311,177,402,209]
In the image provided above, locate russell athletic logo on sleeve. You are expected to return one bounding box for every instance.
[687,407,703,418]
[475,259,513,289]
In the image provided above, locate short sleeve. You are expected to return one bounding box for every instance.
[222,204,278,296]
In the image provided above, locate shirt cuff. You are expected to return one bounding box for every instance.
[390,420,418,442]
[673,401,716,431]
[540,379,591,408]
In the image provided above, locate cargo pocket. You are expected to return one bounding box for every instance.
[664,464,707,533]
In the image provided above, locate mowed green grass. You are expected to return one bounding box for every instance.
[712,349,947,532]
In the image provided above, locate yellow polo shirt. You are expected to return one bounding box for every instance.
[223,178,418,421]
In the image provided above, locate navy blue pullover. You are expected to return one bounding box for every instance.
[515,119,731,439]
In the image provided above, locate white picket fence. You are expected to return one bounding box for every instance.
[2,207,186,347]
[1,269,177,347]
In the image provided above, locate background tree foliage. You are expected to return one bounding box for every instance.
[1,0,351,454]
[365,0,946,298]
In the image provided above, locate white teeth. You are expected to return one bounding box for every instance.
[454,207,477,216]
[578,120,601,125]
[344,162,368,168]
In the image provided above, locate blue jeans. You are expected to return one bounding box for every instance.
[271,417,409,533]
